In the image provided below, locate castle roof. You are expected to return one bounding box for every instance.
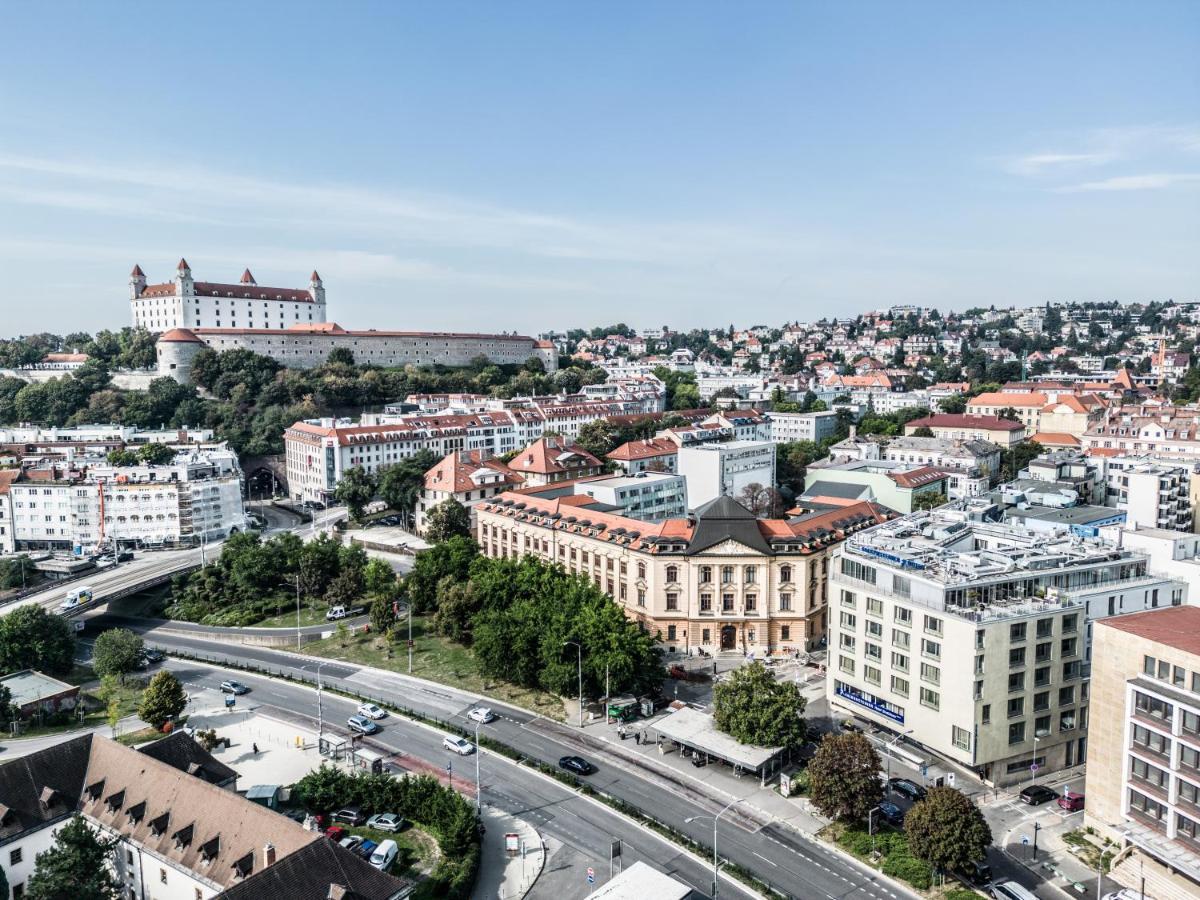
[159,328,204,343]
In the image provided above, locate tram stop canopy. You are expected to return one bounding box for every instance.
[651,706,784,784]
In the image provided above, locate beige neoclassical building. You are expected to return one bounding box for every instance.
[475,492,892,656]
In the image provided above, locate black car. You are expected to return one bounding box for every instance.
[141,648,165,664]
[558,755,596,776]
[877,801,905,827]
[888,777,927,801]
[1019,784,1059,806]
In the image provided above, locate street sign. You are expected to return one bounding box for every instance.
[504,832,520,853]
[946,772,956,786]
[1020,835,1030,846]
[1030,762,1039,774]
[587,866,595,884]
[610,839,622,859]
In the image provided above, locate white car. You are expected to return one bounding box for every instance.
[326,606,348,621]
[443,736,474,756]
[467,707,496,724]
[358,703,387,720]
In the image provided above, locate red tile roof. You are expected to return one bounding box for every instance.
[1029,432,1081,447]
[969,391,1048,408]
[158,328,203,343]
[607,438,678,461]
[423,450,522,493]
[888,466,948,489]
[507,438,602,477]
[905,414,1025,432]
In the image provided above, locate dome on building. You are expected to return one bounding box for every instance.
[158,328,204,343]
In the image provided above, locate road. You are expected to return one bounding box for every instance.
[94,616,918,900]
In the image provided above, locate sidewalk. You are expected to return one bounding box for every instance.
[472,805,544,900]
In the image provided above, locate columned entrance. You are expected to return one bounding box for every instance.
[720,625,737,650]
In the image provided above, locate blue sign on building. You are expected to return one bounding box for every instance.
[836,683,905,724]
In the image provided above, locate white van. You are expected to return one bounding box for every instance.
[369,839,398,871]
[991,882,1040,900]
[60,586,94,612]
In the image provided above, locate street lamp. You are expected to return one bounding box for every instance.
[685,798,739,900]
[563,640,583,728]
[1029,735,1041,787]
[306,661,329,747]
[474,719,482,817]
[884,728,914,791]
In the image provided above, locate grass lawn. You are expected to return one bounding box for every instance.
[303,614,566,720]
[253,604,332,629]
[342,823,440,879]
[11,674,146,739]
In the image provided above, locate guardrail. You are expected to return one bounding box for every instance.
[57,562,201,619]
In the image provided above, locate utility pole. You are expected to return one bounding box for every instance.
[315,661,328,748]
[408,601,413,674]
[295,576,302,651]
[564,641,583,727]
[474,720,482,817]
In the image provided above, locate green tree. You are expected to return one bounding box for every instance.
[91,628,144,679]
[96,675,123,734]
[334,466,377,522]
[808,732,884,824]
[1001,440,1044,481]
[904,786,993,873]
[294,764,349,814]
[712,661,807,749]
[938,394,967,414]
[26,815,120,900]
[910,425,935,437]
[0,605,75,675]
[425,498,472,543]
[911,492,948,511]
[137,670,187,729]
[997,406,1020,422]
[672,382,701,410]
[136,442,175,465]
[403,535,479,613]
[105,448,138,466]
[0,554,37,590]
[364,558,399,598]
[325,565,365,608]
[377,450,440,523]
[369,595,398,633]
[327,347,355,366]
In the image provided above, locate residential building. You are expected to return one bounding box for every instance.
[607,438,678,475]
[1103,457,1195,532]
[0,469,16,555]
[416,450,524,534]
[1121,527,1200,586]
[769,411,840,444]
[1085,606,1200,897]
[967,392,1103,438]
[903,414,1027,448]
[574,472,688,522]
[882,436,1001,497]
[677,440,776,508]
[9,450,247,554]
[476,492,893,655]
[802,460,951,513]
[0,733,406,900]
[828,505,1187,786]
[1083,406,1200,461]
[505,437,604,487]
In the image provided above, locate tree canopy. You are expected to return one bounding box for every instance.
[904,786,993,872]
[0,605,75,675]
[26,815,120,900]
[137,670,187,729]
[807,732,884,824]
[424,498,472,543]
[712,661,807,749]
[91,628,144,678]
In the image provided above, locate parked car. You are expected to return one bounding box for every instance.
[347,715,379,735]
[326,606,348,621]
[220,680,249,695]
[443,736,474,755]
[887,778,927,802]
[338,835,363,852]
[957,859,993,886]
[356,839,377,859]
[558,755,596,776]
[990,881,1039,900]
[468,707,496,724]
[366,813,405,833]
[324,825,346,843]
[358,703,387,720]
[877,801,905,827]
[1058,791,1085,812]
[369,839,398,871]
[1019,784,1059,806]
[331,806,365,826]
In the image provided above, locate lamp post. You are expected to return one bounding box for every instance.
[310,661,329,746]
[1030,735,1041,788]
[474,719,482,817]
[563,640,583,727]
[884,729,914,791]
[685,798,739,900]
[293,576,302,651]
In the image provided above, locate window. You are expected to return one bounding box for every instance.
[667,625,677,641]
[841,558,876,584]
[920,687,939,710]
[1132,723,1169,756]
[700,565,712,583]
[840,611,857,629]
[921,638,940,660]
[1034,691,1050,712]
[1144,655,1158,676]
[9,848,21,865]
[1131,756,1169,789]
[891,652,909,672]
[892,575,911,598]
[1035,715,1051,736]
[1059,711,1076,731]
[1008,721,1026,744]
[924,614,942,636]
[1062,614,1078,633]
[894,607,912,625]
[865,641,882,661]
[981,704,991,724]
[840,633,856,650]
[1008,672,1025,692]
[1180,780,1200,807]
[891,675,909,697]
[1128,789,1167,823]
[841,589,857,608]
[867,597,883,616]
[1034,666,1051,687]
[1059,686,1075,706]
[160,869,168,885]
[865,665,882,686]
[722,594,734,612]
[700,594,712,612]
[1036,617,1053,638]
[892,629,910,649]
[1183,710,1200,736]
[1009,647,1026,667]
[1181,745,1200,773]
[1010,622,1027,642]
[1035,642,1052,663]
[666,593,678,611]
[1179,814,1200,844]
[839,655,855,675]
[920,662,940,685]
[1134,692,1172,723]
[952,725,972,751]
[1008,697,1025,718]
[637,590,646,607]
[665,565,678,583]
[1175,666,1188,689]
[780,565,792,583]
[866,620,882,638]
[722,566,735,584]
[781,625,790,640]
[1060,637,1077,658]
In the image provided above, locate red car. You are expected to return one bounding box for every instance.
[324,825,347,843]
[1058,791,1085,812]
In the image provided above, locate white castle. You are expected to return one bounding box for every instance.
[134,260,558,384]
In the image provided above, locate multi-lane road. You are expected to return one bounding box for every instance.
[90,614,918,900]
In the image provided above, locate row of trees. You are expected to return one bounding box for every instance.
[332,449,438,522]
[166,531,394,625]
[403,536,663,699]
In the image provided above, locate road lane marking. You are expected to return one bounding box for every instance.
[753,851,777,867]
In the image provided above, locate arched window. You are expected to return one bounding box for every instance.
[665,565,679,583]
[780,565,793,583]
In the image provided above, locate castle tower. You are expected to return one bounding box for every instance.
[174,258,194,298]
[156,328,206,384]
[308,270,325,306]
[129,264,146,300]
[240,268,256,285]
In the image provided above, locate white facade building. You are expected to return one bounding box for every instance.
[828,504,1187,786]
[677,440,777,509]
[769,411,839,444]
[577,472,688,522]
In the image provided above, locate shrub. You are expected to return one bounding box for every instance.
[881,852,932,890]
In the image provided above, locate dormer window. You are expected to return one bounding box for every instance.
[150,812,170,838]
[173,823,194,848]
[200,835,220,862]
[105,789,125,812]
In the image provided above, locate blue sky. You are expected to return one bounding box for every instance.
[1,2,1197,336]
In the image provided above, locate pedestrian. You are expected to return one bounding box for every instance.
[635,731,641,746]
[253,742,259,754]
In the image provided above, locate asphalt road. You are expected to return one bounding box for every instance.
[159,655,742,900]
[99,618,919,900]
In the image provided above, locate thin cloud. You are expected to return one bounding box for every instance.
[1055,173,1200,192]
[1005,152,1114,176]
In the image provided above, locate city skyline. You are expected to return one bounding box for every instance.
[1,2,1197,336]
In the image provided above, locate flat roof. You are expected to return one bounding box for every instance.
[652,706,782,770]
[587,861,693,900]
[589,472,683,490]
[1014,505,1126,526]
[0,670,76,706]
[1097,606,1200,657]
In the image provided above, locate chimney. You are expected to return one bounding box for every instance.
[849,425,857,439]
[263,843,276,868]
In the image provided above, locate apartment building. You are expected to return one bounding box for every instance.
[769,411,840,444]
[827,506,1187,786]
[575,472,688,521]
[476,492,893,655]
[883,436,1001,498]
[415,449,524,534]
[1085,606,1200,897]
[1103,457,1195,532]
[677,440,777,508]
[903,414,1027,448]
[607,438,679,475]
[8,450,246,553]
[505,437,603,487]
[1083,407,1200,462]
[802,460,952,512]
